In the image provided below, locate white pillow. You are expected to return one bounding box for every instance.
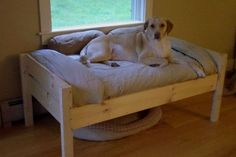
[170,37,217,75]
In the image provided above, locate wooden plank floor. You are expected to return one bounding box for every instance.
[0,93,236,157]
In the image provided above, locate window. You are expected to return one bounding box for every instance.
[51,0,133,30]
[39,0,153,44]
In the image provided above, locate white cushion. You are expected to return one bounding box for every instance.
[31,49,104,106]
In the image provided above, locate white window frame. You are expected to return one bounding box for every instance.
[39,0,153,44]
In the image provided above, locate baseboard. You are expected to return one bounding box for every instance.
[0,97,47,127]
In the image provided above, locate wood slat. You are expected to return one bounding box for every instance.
[171,75,217,101]
[70,74,217,129]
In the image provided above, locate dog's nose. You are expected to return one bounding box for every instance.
[155,33,160,39]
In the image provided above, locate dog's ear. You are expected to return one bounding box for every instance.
[166,20,173,34]
[144,19,149,31]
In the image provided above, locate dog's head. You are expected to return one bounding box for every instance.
[144,18,173,40]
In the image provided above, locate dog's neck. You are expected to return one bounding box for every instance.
[149,36,171,58]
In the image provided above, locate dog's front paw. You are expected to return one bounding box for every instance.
[149,64,160,67]
[142,57,168,68]
[110,62,120,67]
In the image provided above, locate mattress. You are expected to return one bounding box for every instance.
[88,59,197,99]
[31,37,217,106]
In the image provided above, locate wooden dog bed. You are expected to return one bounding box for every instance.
[20,49,226,157]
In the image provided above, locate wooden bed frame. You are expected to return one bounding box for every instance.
[20,51,227,157]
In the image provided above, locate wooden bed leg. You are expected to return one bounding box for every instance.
[60,123,74,157]
[210,53,227,122]
[20,54,34,126]
[60,87,74,157]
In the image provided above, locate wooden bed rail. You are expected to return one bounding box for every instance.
[70,74,217,129]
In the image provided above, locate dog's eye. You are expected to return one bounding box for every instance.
[150,24,155,29]
[160,23,165,28]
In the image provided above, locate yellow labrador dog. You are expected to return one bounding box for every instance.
[80,17,173,67]
[80,17,206,77]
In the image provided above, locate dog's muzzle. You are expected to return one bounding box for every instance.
[154,33,160,40]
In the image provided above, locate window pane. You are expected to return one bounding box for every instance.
[51,0,132,30]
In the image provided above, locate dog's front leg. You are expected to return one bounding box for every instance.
[137,50,148,63]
